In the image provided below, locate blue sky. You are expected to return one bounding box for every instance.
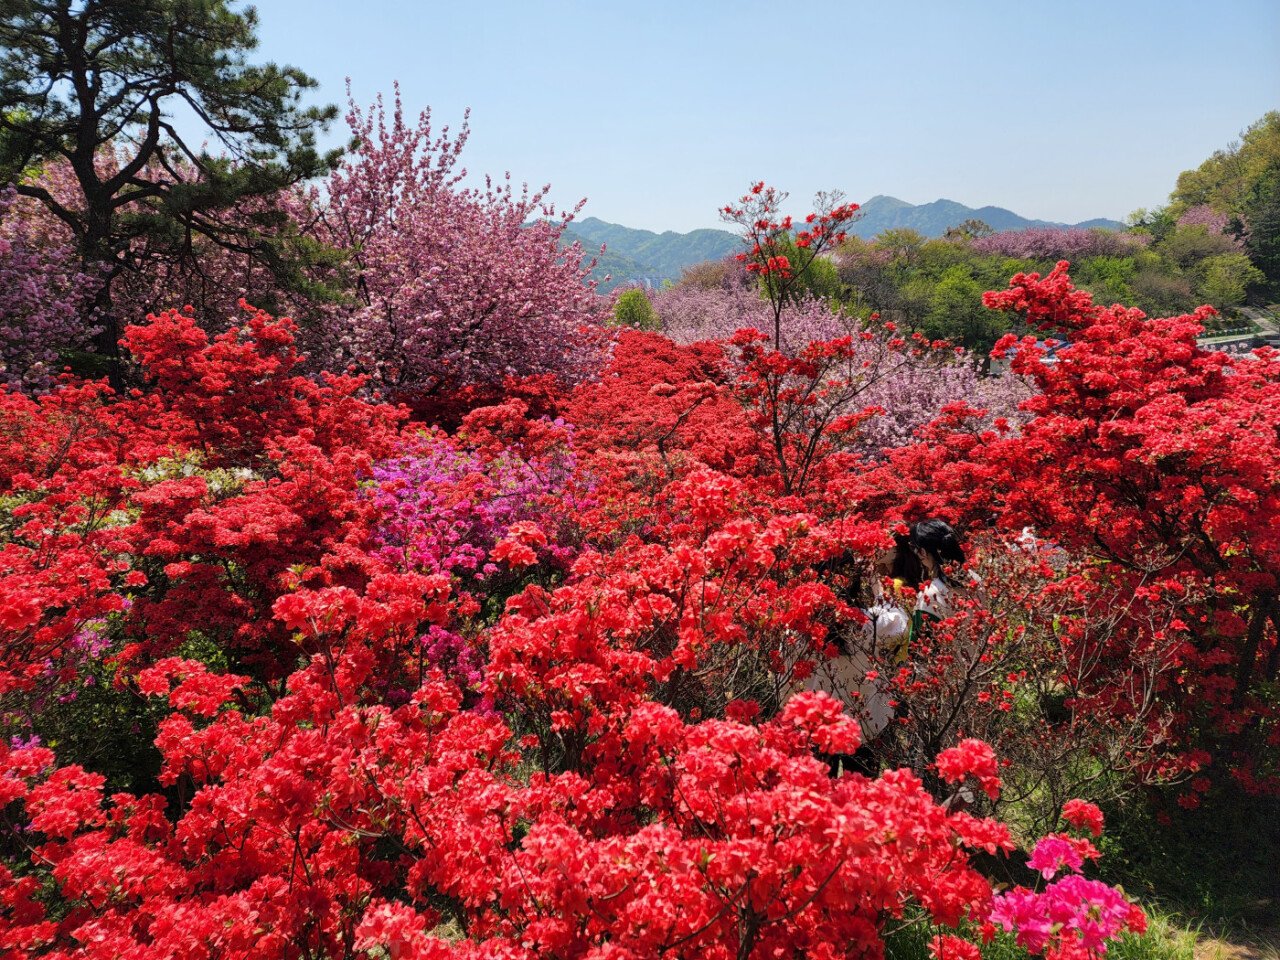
[251,0,1280,232]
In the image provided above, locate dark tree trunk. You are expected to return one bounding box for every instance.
[1235,592,1276,706]
[90,297,123,391]
[82,212,124,391]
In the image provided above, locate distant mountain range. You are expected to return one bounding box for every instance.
[567,198,1125,290]
[850,195,1124,239]
[564,218,740,290]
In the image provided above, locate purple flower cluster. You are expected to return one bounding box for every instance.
[417,624,490,710]
[652,283,775,345]
[0,187,100,391]
[857,358,1032,456]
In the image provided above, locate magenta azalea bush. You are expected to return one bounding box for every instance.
[368,426,585,584]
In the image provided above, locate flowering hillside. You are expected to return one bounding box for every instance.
[3,164,1277,955]
[0,9,1277,946]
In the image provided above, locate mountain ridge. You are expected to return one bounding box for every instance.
[568,197,1126,290]
[854,195,1124,237]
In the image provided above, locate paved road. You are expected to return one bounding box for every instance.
[1239,306,1279,338]
[1196,307,1280,353]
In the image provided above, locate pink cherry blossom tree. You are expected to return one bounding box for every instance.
[315,89,608,401]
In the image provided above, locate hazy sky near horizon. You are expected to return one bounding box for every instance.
[252,0,1280,233]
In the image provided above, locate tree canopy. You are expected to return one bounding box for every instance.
[0,0,340,379]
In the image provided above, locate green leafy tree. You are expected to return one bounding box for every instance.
[943,217,993,241]
[1126,206,1178,244]
[1157,224,1239,269]
[876,227,926,263]
[892,275,933,332]
[0,0,340,382]
[612,287,661,331]
[1075,255,1137,307]
[1198,253,1264,311]
[922,264,1003,353]
[755,232,843,305]
[1131,261,1196,317]
[916,237,973,274]
[1171,111,1280,216]
[1241,165,1280,298]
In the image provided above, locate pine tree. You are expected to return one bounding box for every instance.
[0,0,341,383]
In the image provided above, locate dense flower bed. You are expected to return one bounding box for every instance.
[2,183,1277,956]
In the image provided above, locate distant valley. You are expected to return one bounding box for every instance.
[568,197,1125,290]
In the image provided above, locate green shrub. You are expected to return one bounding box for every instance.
[612,287,661,330]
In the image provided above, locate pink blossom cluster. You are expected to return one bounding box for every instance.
[655,284,857,351]
[1026,834,1095,879]
[653,284,1031,456]
[857,355,1032,455]
[1175,205,1243,248]
[652,282,779,345]
[972,227,1148,261]
[316,89,608,398]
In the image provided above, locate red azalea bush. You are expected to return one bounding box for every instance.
[563,328,769,486]
[0,425,1141,956]
[856,263,1280,792]
[0,301,405,699]
[6,174,1277,955]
